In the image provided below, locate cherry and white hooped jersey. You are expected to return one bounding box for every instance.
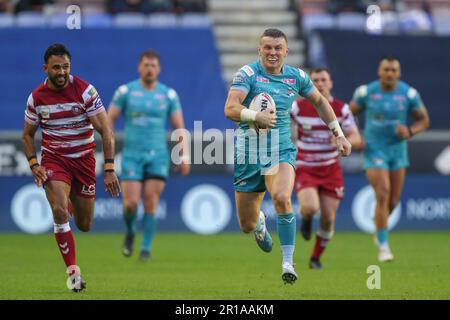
[291,97,357,167]
[25,75,105,158]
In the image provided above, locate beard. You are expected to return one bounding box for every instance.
[49,74,68,89]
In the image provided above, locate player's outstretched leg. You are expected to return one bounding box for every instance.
[278,213,298,284]
[254,211,273,252]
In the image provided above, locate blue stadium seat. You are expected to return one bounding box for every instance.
[381,11,400,34]
[302,13,336,34]
[336,12,366,31]
[399,10,432,34]
[83,13,113,28]
[146,13,178,27]
[16,11,47,27]
[0,13,14,27]
[179,13,211,28]
[433,12,450,35]
[113,13,146,28]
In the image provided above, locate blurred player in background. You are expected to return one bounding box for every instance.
[22,44,121,292]
[291,68,362,269]
[224,28,352,284]
[350,56,429,262]
[108,49,190,261]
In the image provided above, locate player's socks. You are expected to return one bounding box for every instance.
[54,222,77,275]
[123,208,137,236]
[311,229,334,260]
[277,213,296,265]
[376,228,389,248]
[141,213,157,253]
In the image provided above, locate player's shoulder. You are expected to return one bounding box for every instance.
[284,64,308,80]
[354,80,378,97]
[72,75,91,91]
[30,82,47,98]
[330,97,350,116]
[397,80,419,99]
[156,82,178,99]
[116,79,138,95]
[330,96,346,109]
[237,61,259,77]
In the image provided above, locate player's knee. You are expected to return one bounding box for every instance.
[374,187,390,204]
[272,192,291,211]
[76,220,92,232]
[239,220,257,234]
[123,200,139,213]
[301,203,319,216]
[51,204,68,222]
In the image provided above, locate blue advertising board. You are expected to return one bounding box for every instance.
[1,174,449,234]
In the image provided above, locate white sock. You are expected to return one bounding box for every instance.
[281,245,294,265]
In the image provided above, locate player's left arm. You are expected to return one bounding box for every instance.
[89,111,121,197]
[396,105,430,139]
[170,111,190,176]
[305,88,352,156]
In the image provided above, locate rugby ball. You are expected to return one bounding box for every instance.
[248,93,276,133]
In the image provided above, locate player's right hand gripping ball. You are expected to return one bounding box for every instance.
[249,92,276,133]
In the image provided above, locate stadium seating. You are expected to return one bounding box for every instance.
[433,10,450,35]
[336,12,367,31]
[0,13,14,27]
[83,13,113,28]
[179,13,211,28]
[113,12,147,28]
[16,11,47,27]
[302,13,336,34]
[146,13,178,27]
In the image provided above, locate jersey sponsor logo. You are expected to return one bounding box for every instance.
[131,91,144,97]
[81,184,95,196]
[88,87,97,99]
[369,94,382,100]
[256,76,269,83]
[286,89,296,97]
[393,95,406,102]
[282,78,296,85]
[40,107,50,119]
[232,71,246,84]
[155,93,166,100]
[241,65,254,77]
[72,104,83,115]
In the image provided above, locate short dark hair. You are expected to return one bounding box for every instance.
[380,55,400,63]
[260,28,288,43]
[44,44,71,63]
[311,67,331,77]
[139,49,160,63]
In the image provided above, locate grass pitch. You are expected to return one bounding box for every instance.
[0,232,449,300]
